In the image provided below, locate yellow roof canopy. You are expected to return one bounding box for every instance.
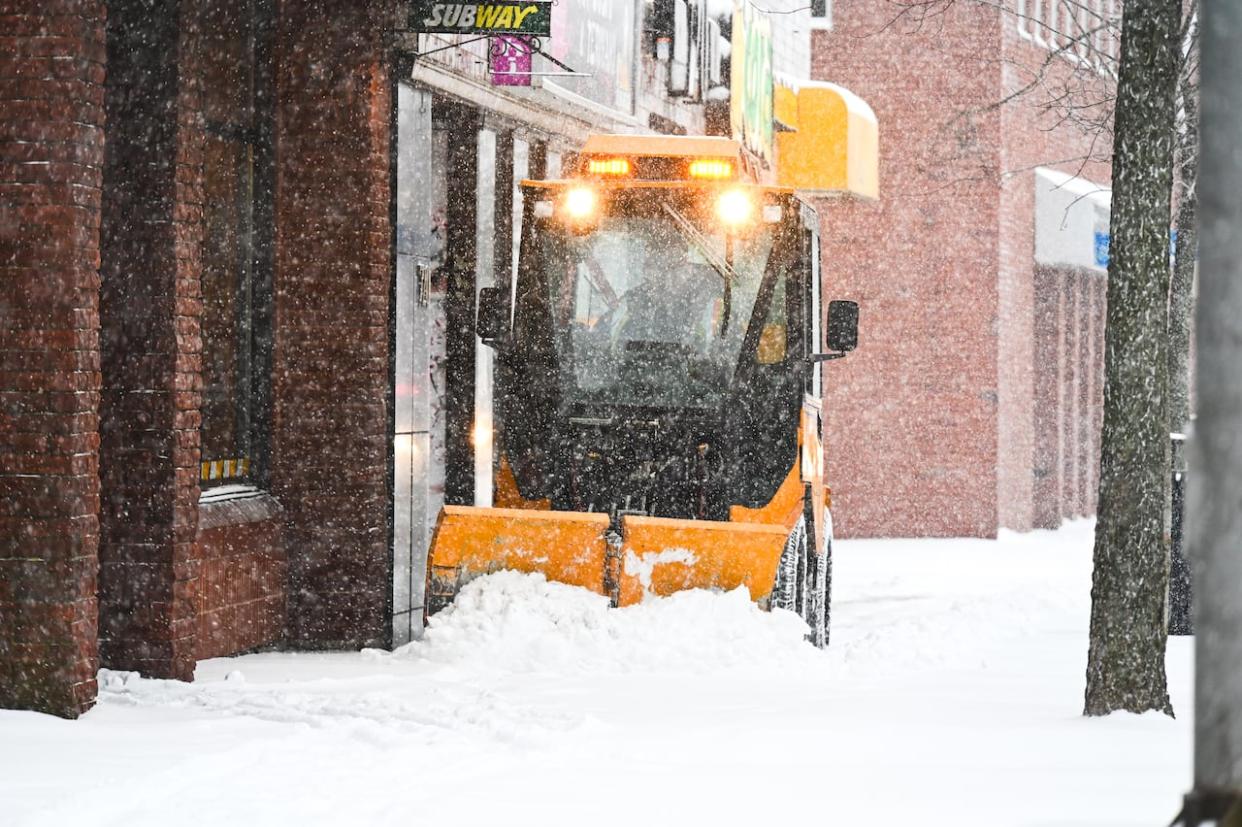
[773,76,878,200]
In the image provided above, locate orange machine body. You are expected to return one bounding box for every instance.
[426,133,834,614]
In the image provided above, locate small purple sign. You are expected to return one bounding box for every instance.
[491,35,533,86]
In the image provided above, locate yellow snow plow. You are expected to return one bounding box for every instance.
[426,134,864,646]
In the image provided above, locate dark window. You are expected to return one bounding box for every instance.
[811,0,830,20]
[199,0,272,487]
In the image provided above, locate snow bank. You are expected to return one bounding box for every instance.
[0,521,1193,827]
[400,570,820,676]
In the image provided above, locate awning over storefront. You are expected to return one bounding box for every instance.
[772,75,878,200]
[408,59,647,143]
[1034,167,1111,272]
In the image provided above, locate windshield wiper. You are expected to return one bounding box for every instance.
[661,203,737,335]
[661,204,738,285]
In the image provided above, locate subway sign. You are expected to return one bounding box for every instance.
[411,2,553,35]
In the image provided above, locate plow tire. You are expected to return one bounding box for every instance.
[773,490,831,648]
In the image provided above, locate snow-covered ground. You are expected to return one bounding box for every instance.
[2,520,1191,826]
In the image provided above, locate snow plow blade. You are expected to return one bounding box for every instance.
[427,506,613,614]
[616,515,788,607]
[427,505,789,613]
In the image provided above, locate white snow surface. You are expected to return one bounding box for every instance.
[1,520,1191,825]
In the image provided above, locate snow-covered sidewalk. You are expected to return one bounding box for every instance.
[1,520,1190,826]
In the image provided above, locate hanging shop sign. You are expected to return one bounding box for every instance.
[411,2,553,35]
[491,35,534,86]
[730,2,774,163]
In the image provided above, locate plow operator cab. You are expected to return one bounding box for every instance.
[427,134,858,647]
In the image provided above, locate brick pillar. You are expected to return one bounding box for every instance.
[1076,270,1093,515]
[1060,269,1079,520]
[98,0,203,680]
[0,1,106,717]
[272,0,393,647]
[1032,266,1062,529]
[1089,274,1107,514]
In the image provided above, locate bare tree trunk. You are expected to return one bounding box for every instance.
[1175,0,1242,819]
[1083,0,1180,718]
[1167,58,1198,636]
[1170,37,1199,441]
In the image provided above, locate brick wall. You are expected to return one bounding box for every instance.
[996,20,1111,530]
[187,0,288,663]
[813,2,1113,537]
[1032,265,1062,528]
[1031,264,1106,527]
[196,497,285,659]
[813,1,1004,537]
[271,0,393,648]
[0,0,106,717]
[98,0,204,680]
[3,0,297,707]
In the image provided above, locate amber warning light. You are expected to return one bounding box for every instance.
[688,158,735,180]
[586,157,631,176]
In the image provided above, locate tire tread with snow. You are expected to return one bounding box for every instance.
[772,486,832,648]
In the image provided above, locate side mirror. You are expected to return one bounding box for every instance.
[808,300,859,363]
[826,300,859,353]
[477,286,509,346]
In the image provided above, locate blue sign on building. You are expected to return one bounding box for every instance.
[1094,230,1110,268]
[1093,229,1181,270]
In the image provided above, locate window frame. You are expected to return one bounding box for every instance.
[198,0,274,490]
[809,0,833,30]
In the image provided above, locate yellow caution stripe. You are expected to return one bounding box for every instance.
[201,457,251,481]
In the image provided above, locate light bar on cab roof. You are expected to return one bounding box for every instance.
[688,158,735,180]
[586,157,631,176]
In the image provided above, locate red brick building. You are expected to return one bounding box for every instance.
[813,1,1115,537]
[2,0,402,718]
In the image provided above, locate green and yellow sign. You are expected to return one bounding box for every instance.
[730,3,773,163]
[411,2,553,35]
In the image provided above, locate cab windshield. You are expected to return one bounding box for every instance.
[538,191,777,409]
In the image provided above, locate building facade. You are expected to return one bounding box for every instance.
[2,0,400,718]
[4,0,864,717]
[812,0,1115,537]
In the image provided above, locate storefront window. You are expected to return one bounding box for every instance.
[199,0,271,487]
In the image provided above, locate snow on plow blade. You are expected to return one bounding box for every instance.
[426,505,788,613]
[615,515,788,607]
[427,506,612,614]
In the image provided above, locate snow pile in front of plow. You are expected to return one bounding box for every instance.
[401,570,823,676]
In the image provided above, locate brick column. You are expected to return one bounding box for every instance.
[272,0,393,647]
[1060,270,1080,520]
[98,0,203,680]
[1076,270,1093,515]
[0,1,106,717]
[1089,274,1107,514]
[1032,266,1063,529]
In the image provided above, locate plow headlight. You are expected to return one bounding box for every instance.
[716,189,754,227]
[563,186,597,220]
